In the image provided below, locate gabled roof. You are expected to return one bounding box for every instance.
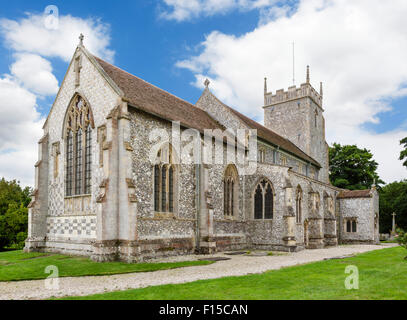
[94,54,319,167]
[200,90,321,167]
[337,189,373,199]
[94,56,225,133]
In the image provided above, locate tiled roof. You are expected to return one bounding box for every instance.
[95,55,320,167]
[207,92,321,167]
[337,189,372,199]
[94,56,225,133]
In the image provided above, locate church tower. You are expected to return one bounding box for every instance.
[263,66,329,183]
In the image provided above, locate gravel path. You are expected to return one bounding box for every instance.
[0,244,396,300]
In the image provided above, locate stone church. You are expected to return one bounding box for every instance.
[25,36,379,262]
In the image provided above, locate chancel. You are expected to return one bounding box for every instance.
[24,35,380,262]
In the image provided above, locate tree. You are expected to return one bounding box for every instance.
[400,137,407,168]
[0,178,31,215]
[0,204,28,250]
[379,180,407,233]
[329,143,384,190]
[396,229,407,260]
[0,178,31,250]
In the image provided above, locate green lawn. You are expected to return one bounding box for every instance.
[62,246,407,300]
[0,250,213,282]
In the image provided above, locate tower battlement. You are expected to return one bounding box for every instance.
[262,66,329,183]
[264,82,323,109]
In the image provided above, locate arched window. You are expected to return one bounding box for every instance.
[64,95,94,196]
[253,179,274,220]
[154,144,177,213]
[296,186,302,223]
[224,164,238,216]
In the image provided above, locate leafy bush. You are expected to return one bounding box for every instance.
[0,178,31,251]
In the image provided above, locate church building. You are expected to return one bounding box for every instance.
[25,36,380,262]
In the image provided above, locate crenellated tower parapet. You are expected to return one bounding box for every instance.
[264,82,323,109]
[263,66,329,184]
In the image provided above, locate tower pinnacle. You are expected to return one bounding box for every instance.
[306,65,310,84]
[320,82,323,97]
[264,77,268,95]
[79,33,84,46]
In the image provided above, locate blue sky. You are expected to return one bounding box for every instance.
[0,0,262,112]
[0,0,406,186]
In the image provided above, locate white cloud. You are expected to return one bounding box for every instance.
[0,12,114,186]
[0,77,44,186]
[176,0,407,183]
[0,13,114,62]
[10,53,59,96]
[159,0,279,21]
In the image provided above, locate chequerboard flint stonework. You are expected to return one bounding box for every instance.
[24,36,379,262]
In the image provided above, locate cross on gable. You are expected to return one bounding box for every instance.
[74,55,82,87]
[79,33,84,46]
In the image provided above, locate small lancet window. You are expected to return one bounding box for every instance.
[223,164,238,217]
[154,144,177,213]
[346,219,357,233]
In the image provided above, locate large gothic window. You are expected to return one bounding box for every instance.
[154,144,177,213]
[224,164,238,217]
[253,179,274,220]
[296,186,302,223]
[64,95,94,197]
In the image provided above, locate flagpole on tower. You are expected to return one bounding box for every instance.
[292,42,295,85]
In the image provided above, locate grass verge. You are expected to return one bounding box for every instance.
[0,250,213,282]
[61,246,407,300]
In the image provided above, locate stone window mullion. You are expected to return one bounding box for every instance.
[82,126,86,194]
[72,130,77,196]
[262,187,265,220]
[159,165,162,212]
[165,166,169,212]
